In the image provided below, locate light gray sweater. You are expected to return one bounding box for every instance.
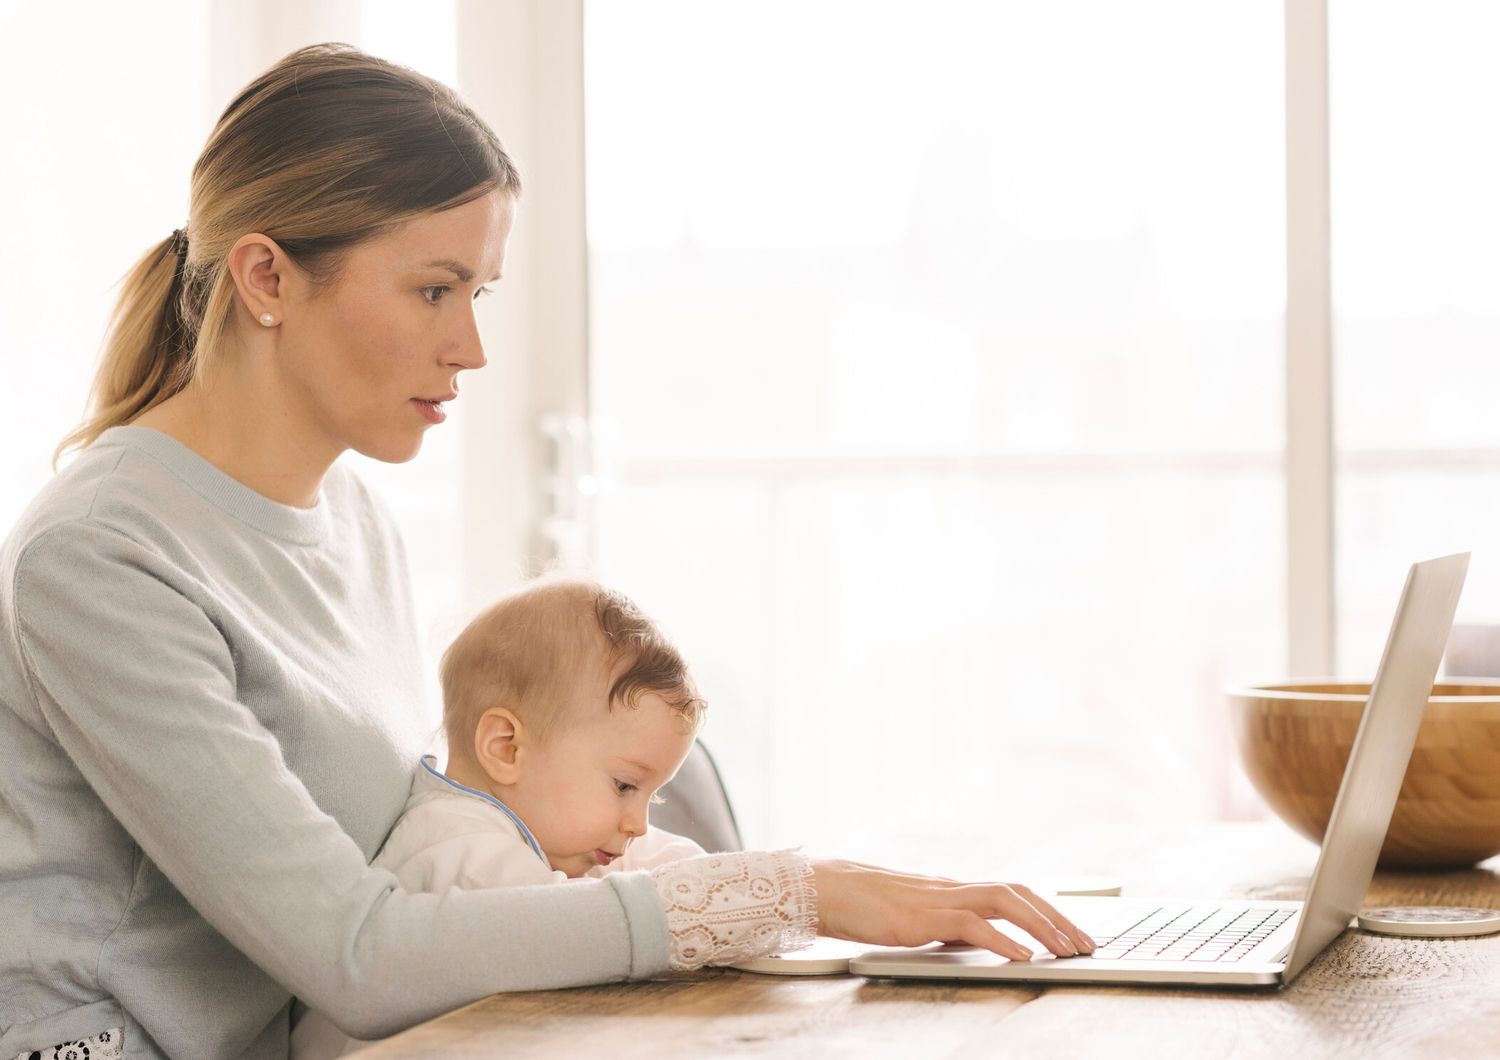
[0,427,670,1059]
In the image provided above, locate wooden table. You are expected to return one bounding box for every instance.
[351,822,1500,1059]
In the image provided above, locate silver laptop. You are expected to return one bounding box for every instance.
[851,552,1469,988]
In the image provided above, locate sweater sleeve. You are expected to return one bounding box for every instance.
[11,520,669,1039]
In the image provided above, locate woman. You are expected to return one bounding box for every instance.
[0,44,1092,1060]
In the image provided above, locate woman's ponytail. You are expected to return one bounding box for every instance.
[54,231,196,466]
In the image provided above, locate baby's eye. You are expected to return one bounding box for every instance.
[614,779,637,795]
[473,284,494,301]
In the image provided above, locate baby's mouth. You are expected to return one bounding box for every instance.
[594,848,619,866]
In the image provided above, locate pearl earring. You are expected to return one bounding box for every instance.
[259,313,275,327]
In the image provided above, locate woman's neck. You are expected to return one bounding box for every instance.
[131,364,340,509]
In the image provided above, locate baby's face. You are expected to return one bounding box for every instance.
[506,692,697,877]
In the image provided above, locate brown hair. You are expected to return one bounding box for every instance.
[56,42,522,464]
[440,577,706,757]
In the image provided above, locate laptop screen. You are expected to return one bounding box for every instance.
[1280,552,1468,981]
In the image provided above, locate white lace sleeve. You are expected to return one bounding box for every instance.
[649,849,819,970]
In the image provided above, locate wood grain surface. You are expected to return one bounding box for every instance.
[349,822,1500,1059]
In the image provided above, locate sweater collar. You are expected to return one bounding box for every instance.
[94,426,333,545]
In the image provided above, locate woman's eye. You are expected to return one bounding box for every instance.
[423,284,493,306]
[614,779,637,795]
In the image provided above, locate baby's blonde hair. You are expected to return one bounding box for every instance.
[440,577,705,757]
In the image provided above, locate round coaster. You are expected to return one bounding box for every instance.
[730,937,868,976]
[1356,906,1500,938]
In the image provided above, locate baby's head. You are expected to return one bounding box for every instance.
[440,576,705,877]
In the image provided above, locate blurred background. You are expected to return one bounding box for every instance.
[2,0,1497,859]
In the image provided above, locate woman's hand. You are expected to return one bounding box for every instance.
[810,858,1097,961]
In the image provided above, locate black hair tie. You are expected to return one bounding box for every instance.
[167,228,189,287]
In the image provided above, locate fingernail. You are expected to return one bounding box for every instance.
[1082,933,1098,950]
[1015,946,1033,960]
[1054,930,1078,955]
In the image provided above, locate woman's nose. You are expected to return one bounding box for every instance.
[448,336,487,372]
[448,309,488,371]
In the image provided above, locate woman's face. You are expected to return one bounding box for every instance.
[276,189,515,463]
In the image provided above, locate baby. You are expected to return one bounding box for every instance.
[292,577,710,1057]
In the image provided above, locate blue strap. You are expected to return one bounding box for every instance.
[418,755,548,865]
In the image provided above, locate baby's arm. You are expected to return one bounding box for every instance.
[586,827,709,876]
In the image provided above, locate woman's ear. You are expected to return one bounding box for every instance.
[224,232,289,329]
[472,707,527,786]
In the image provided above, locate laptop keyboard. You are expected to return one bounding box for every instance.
[1087,905,1295,962]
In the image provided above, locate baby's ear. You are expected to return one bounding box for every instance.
[472,707,525,784]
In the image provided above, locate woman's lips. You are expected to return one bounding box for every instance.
[410,398,447,424]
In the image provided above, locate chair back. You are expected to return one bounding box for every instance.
[649,740,742,852]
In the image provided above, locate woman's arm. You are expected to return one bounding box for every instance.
[12,516,1091,1039]
[11,520,670,1039]
[642,854,1096,969]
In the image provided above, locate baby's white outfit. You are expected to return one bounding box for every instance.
[372,756,708,890]
[292,757,813,1059]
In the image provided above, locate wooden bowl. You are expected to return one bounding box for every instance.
[1228,680,1500,869]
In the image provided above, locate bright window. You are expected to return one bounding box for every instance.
[0,2,212,534]
[1331,0,1500,672]
[585,0,1285,850]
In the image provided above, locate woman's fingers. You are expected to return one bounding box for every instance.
[936,910,1035,961]
[905,876,1096,956]
[1007,883,1097,952]
[983,886,1077,956]
[951,882,1095,955]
